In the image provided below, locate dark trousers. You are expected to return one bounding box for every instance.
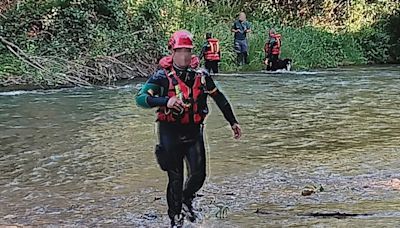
[234,39,249,66]
[205,60,219,74]
[266,54,279,71]
[157,122,206,220]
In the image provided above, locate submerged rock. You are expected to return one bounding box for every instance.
[301,184,324,196]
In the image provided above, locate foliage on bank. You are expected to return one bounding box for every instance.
[0,0,399,87]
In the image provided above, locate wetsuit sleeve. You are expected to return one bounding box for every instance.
[204,75,239,126]
[136,71,169,108]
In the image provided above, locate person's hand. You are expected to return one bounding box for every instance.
[167,96,184,112]
[231,123,242,139]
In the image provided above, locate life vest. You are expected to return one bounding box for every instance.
[264,34,281,55]
[204,38,220,61]
[156,58,208,124]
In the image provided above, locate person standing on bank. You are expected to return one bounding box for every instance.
[199,32,221,75]
[231,12,251,66]
[135,30,242,228]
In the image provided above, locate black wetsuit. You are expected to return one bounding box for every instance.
[136,65,238,220]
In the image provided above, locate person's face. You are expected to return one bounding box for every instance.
[172,48,192,68]
[239,12,246,21]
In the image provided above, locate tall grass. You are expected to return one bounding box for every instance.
[0,0,399,86]
[183,13,367,71]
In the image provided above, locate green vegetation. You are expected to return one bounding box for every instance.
[0,0,399,87]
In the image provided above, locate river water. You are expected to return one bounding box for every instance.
[1,66,400,227]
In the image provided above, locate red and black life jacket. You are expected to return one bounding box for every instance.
[204,38,220,61]
[157,67,208,124]
[264,34,281,55]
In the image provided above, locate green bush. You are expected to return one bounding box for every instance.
[0,0,399,85]
[386,10,400,63]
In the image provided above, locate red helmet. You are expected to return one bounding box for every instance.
[167,30,194,50]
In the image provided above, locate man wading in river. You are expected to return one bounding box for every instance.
[136,30,242,228]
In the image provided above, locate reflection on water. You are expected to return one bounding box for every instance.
[1,65,400,227]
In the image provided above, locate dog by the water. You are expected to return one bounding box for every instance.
[265,58,292,71]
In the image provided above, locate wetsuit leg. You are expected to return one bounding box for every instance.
[167,161,184,220]
[205,61,212,74]
[182,129,206,202]
[271,54,279,71]
[159,123,186,220]
[211,61,219,74]
[267,58,272,71]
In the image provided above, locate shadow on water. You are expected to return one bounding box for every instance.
[1,65,400,227]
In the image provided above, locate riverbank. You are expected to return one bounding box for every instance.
[0,22,369,89]
[1,0,399,89]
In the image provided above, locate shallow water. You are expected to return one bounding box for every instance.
[1,65,400,227]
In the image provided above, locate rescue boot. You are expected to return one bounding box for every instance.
[170,213,184,228]
[182,198,200,222]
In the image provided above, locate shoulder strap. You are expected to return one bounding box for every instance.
[163,68,175,90]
